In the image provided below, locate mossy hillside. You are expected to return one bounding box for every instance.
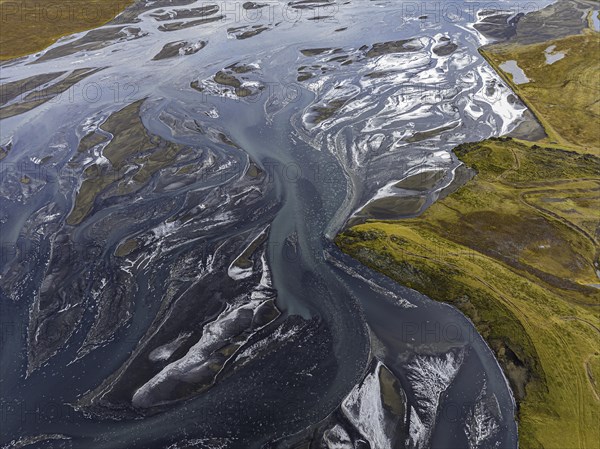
[337,138,600,449]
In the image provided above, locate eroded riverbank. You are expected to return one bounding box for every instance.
[337,1,600,447]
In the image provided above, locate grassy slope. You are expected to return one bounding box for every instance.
[480,30,599,154]
[0,0,133,60]
[337,15,600,449]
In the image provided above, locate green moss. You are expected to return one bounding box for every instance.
[214,71,242,89]
[101,100,154,168]
[115,239,138,257]
[312,98,349,124]
[338,137,600,449]
[67,100,188,225]
[77,132,108,153]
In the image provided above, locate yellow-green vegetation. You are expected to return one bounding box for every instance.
[68,100,188,225]
[0,0,133,60]
[337,15,600,449]
[337,138,600,449]
[480,29,599,153]
[213,71,252,97]
[77,131,108,154]
[115,239,138,257]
